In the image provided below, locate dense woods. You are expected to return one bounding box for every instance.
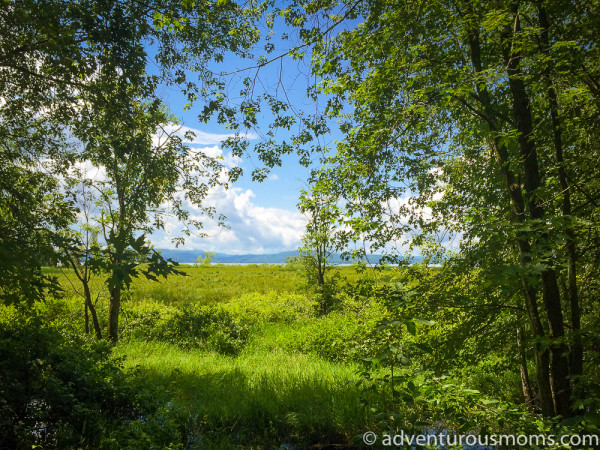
[1,0,599,448]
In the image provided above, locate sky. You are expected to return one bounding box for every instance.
[148,23,319,255]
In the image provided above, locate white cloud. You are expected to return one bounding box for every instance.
[159,124,256,146]
[69,159,107,182]
[150,185,306,254]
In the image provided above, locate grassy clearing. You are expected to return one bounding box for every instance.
[7,265,588,448]
[45,264,305,306]
[36,265,378,447]
[111,275,375,447]
[116,340,369,448]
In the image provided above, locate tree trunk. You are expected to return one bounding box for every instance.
[517,325,535,411]
[466,26,556,417]
[538,3,583,381]
[65,249,103,340]
[84,300,89,334]
[502,6,571,416]
[107,285,121,342]
[83,281,102,340]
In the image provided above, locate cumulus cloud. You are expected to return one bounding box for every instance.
[148,125,305,254]
[151,185,306,254]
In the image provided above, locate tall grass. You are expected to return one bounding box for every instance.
[33,264,381,447]
[45,264,305,306]
[116,341,369,448]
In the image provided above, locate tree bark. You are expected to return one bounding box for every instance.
[84,300,89,334]
[107,252,123,343]
[501,5,571,416]
[66,249,102,339]
[83,281,102,340]
[537,2,583,381]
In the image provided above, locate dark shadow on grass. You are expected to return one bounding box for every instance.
[128,365,368,449]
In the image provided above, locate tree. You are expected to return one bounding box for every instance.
[0,0,262,306]
[294,0,600,417]
[65,92,231,341]
[0,151,72,305]
[196,251,216,265]
[0,0,264,347]
[299,189,338,286]
[298,188,340,313]
[217,0,600,417]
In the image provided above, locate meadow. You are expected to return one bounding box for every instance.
[2,264,597,449]
[15,264,377,448]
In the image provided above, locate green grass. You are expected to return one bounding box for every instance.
[109,276,376,447]
[115,340,369,448]
[38,264,379,447]
[29,265,402,447]
[45,264,305,306]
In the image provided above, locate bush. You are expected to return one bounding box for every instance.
[0,313,136,448]
[120,300,177,341]
[279,298,388,363]
[152,305,250,356]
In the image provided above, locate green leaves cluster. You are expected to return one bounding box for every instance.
[0,0,263,341]
[246,0,600,419]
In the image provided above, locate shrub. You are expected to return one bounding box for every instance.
[0,313,136,448]
[120,300,177,341]
[152,305,250,356]
[279,299,388,364]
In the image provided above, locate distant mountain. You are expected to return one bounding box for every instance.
[156,249,422,265]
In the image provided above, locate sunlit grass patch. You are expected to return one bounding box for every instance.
[220,291,317,324]
[46,264,305,307]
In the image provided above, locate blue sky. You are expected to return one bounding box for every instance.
[149,25,320,255]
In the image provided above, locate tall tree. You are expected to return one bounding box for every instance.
[220,0,600,417]
[68,96,227,341]
[0,0,261,306]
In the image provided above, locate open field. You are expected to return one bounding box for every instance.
[3,264,597,448]
[44,264,306,306]
[26,265,378,447]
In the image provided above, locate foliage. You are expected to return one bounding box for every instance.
[0,313,136,448]
[65,97,213,341]
[119,340,369,448]
[196,251,217,265]
[225,0,600,418]
[0,0,264,348]
[0,164,69,305]
[52,264,305,307]
[298,189,342,313]
[8,265,598,447]
[221,291,316,325]
[2,0,599,438]
[126,304,250,356]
